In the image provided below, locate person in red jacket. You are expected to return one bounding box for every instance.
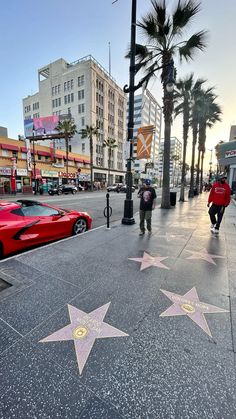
[207,173,231,234]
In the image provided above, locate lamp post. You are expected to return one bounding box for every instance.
[122,0,136,225]
[32,131,37,195]
[208,148,213,183]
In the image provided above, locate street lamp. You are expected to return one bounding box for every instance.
[122,0,136,225]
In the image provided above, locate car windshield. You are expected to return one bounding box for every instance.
[19,203,59,217]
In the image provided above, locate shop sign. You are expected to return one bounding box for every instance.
[17,168,28,176]
[225,150,236,158]
[41,170,59,178]
[79,174,91,181]
[58,171,76,178]
[25,139,33,171]
[0,167,11,176]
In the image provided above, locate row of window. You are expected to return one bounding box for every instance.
[96,145,104,154]
[52,98,61,108]
[96,79,104,92]
[52,85,61,96]
[33,102,39,110]
[108,102,115,113]
[108,90,115,101]
[96,106,104,117]
[96,92,104,105]
[64,93,74,104]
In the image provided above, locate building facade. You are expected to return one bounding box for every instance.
[126,88,162,182]
[0,136,90,195]
[158,137,182,187]
[23,55,127,184]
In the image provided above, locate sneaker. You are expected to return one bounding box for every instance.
[210,224,216,231]
[148,230,152,235]
[139,231,145,236]
[212,227,219,234]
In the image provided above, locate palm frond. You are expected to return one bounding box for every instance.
[172,0,201,34]
[178,30,208,61]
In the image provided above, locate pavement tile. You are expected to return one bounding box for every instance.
[0,318,21,354]
[0,273,80,335]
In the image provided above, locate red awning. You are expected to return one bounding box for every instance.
[64,156,74,161]
[1,143,19,151]
[21,147,36,154]
[55,153,64,159]
[37,150,51,157]
[74,157,84,163]
[83,160,90,164]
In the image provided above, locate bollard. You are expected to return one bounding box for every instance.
[103,193,112,229]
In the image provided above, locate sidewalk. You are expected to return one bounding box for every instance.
[0,194,236,418]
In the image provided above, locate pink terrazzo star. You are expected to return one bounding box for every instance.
[129,251,169,271]
[160,287,228,337]
[39,303,128,374]
[185,248,225,265]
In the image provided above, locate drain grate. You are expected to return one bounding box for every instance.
[0,277,12,292]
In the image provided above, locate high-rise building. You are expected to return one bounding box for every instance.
[158,137,182,186]
[127,88,162,181]
[22,55,127,184]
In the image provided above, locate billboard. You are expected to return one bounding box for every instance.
[24,115,60,137]
[25,139,33,171]
[136,125,155,159]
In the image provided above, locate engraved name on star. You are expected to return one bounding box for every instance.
[39,303,128,374]
[160,287,228,337]
[185,248,225,265]
[128,251,169,271]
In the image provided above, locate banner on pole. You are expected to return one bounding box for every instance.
[136,125,155,159]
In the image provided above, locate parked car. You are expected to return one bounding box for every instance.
[48,184,79,195]
[0,199,92,259]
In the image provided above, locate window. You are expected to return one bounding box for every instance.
[24,105,31,113]
[78,89,84,100]
[2,149,8,157]
[21,152,26,159]
[81,117,85,126]
[33,113,40,118]
[12,151,18,160]
[78,75,84,86]
[64,94,73,104]
[82,143,85,152]
[64,81,67,91]
[38,154,42,161]
[21,204,60,217]
[68,107,71,115]
[78,103,85,114]
[71,79,74,89]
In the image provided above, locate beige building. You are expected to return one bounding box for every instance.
[23,55,127,184]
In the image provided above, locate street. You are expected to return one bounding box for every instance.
[7,189,162,229]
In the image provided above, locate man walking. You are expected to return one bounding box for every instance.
[138,179,156,236]
[207,173,231,234]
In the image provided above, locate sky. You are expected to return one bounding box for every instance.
[0,0,236,168]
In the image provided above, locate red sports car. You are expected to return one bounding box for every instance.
[0,199,92,258]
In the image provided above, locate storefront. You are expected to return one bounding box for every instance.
[16,168,29,193]
[58,171,77,185]
[0,167,11,194]
[41,170,59,192]
[218,140,236,191]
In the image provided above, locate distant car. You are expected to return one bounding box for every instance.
[0,199,92,259]
[107,183,123,192]
[120,185,135,193]
[48,184,79,196]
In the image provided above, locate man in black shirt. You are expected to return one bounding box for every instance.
[138,179,157,236]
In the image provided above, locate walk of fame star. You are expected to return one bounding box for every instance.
[128,251,169,271]
[160,287,228,337]
[185,248,225,265]
[39,303,128,374]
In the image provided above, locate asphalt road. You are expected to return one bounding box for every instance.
[6,189,162,229]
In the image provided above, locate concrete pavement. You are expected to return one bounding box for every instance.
[0,193,236,418]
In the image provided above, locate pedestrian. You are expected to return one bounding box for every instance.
[138,179,157,236]
[207,173,231,234]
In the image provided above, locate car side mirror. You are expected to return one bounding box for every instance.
[58,210,65,217]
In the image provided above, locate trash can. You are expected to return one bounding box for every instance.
[170,191,177,206]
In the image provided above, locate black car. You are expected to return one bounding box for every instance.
[120,185,135,193]
[48,185,78,196]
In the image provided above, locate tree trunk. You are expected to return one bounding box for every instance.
[195,148,201,194]
[90,135,93,192]
[200,150,204,192]
[161,89,173,208]
[108,147,111,186]
[179,119,188,202]
[65,135,69,185]
[189,123,198,198]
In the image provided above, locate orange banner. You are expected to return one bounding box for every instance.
[136,125,155,159]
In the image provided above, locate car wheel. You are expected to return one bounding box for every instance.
[72,190,76,194]
[57,190,62,195]
[73,218,87,235]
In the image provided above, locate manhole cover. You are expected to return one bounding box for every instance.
[0,277,11,292]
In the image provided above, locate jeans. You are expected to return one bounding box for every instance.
[208,204,225,230]
[139,210,152,232]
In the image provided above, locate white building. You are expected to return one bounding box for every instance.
[23,55,127,184]
[158,137,182,186]
[127,88,162,182]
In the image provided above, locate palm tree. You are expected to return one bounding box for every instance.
[174,74,205,201]
[79,125,98,191]
[131,0,207,208]
[103,138,118,186]
[56,119,77,184]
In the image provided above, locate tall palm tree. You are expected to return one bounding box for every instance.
[174,74,205,201]
[198,98,222,189]
[56,119,77,184]
[79,125,98,191]
[102,138,118,186]
[131,0,207,208]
